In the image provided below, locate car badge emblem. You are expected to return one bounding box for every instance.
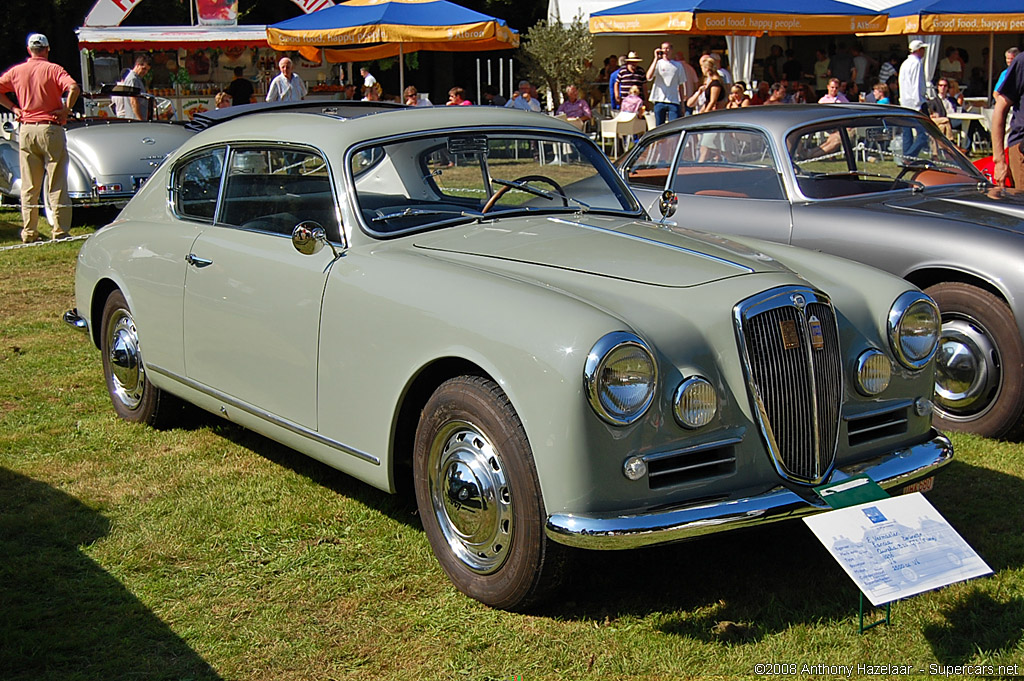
[808,315,825,351]
[780,319,800,350]
[141,137,156,145]
[791,293,806,310]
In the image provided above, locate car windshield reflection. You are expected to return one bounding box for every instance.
[351,132,639,235]
[787,117,984,199]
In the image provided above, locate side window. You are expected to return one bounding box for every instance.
[624,133,680,189]
[672,130,784,200]
[173,148,225,221]
[220,146,340,237]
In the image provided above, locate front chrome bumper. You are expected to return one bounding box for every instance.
[63,308,89,333]
[545,430,952,550]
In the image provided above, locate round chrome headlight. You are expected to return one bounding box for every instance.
[673,376,718,429]
[855,349,892,395]
[584,332,657,425]
[888,291,940,370]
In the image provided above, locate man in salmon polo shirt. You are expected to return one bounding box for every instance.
[0,33,80,242]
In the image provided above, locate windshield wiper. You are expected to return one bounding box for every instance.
[371,207,484,222]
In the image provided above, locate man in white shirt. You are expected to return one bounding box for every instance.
[646,41,685,125]
[360,67,377,95]
[505,80,542,112]
[265,57,306,102]
[898,40,928,157]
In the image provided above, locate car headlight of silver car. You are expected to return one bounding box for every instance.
[855,349,892,395]
[887,292,941,370]
[673,376,717,428]
[584,332,657,425]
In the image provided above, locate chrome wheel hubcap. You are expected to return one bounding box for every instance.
[933,318,1000,421]
[428,421,512,574]
[107,310,146,410]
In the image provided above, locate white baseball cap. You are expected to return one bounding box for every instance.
[27,33,49,48]
[909,39,927,52]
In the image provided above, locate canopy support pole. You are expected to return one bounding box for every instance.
[988,31,994,103]
[399,45,405,96]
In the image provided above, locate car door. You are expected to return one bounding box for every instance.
[182,144,341,429]
[624,128,793,244]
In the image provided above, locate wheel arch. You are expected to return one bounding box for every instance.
[391,356,492,496]
[89,278,122,349]
[904,267,1010,309]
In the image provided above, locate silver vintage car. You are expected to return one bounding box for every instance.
[622,104,1024,440]
[65,103,951,610]
[0,89,193,219]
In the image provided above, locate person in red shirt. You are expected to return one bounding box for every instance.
[0,33,80,242]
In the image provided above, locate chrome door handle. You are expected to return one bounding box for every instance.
[185,253,213,268]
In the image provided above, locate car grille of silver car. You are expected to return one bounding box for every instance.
[736,287,842,485]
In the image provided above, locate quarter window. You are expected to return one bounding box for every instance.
[624,133,681,189]
[173,148,225,221]
[220,146,340,237]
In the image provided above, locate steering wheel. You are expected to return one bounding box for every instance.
[481,174,568,213]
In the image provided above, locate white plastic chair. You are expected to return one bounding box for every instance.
[600,112,647,158]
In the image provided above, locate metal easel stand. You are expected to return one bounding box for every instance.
[859,593,892,634]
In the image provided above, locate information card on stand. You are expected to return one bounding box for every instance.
[803,493,991,606]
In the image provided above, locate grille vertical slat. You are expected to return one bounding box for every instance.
[738,290,843,483]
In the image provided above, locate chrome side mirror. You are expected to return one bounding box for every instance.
[292,222,342,258]
[658,189,678,219]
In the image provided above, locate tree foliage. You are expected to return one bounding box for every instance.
[519,15,595,107]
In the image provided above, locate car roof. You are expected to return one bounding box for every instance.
[656,103,926,135]
[182,105,583,148]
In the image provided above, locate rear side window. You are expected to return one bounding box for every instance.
[173,148,225,221]
[220,146,340,237]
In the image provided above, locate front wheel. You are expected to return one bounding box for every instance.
[925,282,1024,439]
[413,376,565,610]
[100,290,178,427]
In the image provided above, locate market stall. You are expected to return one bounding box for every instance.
[76,25,344,120]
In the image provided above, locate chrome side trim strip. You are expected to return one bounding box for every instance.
[147,364,380,465]
[545,217,754,273]
[545,431,951,550]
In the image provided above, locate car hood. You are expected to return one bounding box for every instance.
[412,214,795,287]
[66,122,193,178]
[879,185,1024,235]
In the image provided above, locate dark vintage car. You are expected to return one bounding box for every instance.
[621,104,1024,440]
[0,87,193,219]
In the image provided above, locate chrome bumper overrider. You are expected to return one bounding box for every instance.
[545,431,952,550]
[63,308,89,333]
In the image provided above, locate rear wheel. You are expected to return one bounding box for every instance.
[413,376,565,610]
[925,282,1024,439]
[100,290,178,427]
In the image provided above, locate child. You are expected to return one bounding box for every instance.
[620,85,645,114]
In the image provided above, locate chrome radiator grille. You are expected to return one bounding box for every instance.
[736,288,843,484]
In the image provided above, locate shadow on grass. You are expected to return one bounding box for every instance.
[546,460,1024,647]
[0,467,222,681]
[175,407,419,529]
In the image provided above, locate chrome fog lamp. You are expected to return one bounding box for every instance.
[888,292,940,370]
[584,332,657,425]
[855,349,892,395]
[623,455,648,481]
[673,376,718,429]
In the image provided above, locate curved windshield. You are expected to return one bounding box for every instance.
[350,131,640,236]
[787,116,985,199]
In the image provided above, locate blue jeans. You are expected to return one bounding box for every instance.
[902,126,928,159]
[653,101,680,126]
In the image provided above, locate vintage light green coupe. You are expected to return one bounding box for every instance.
[65,102,952,610]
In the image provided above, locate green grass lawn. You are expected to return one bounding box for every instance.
[1,207,1022,680]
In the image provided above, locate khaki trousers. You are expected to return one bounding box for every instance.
[1010,143,1024,189]
[18,122,71,242]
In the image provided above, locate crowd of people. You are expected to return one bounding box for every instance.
[3,26,1024,243]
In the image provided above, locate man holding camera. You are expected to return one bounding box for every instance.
[646,41,686,125]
